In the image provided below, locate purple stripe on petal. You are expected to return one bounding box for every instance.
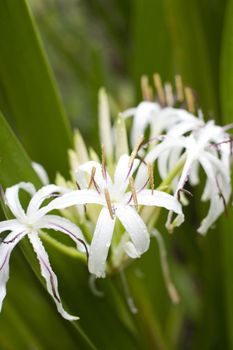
[0,253,9,272]
[46,222,89,261]
[39,255,61,303]
[2,231,25,244]
[125,163,133,182]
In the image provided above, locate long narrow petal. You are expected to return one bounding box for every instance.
[0,230,26,311]
[28,233,78,320]
[198,155,230,234]
[27,184,67,217]
[38,189,104,216]
[98,88,113,161]
[0,220,24,234]
[136,190,183,214]
[5,183,35,221]
[32,162,49,185]
[38,215,88,253]
[114,154,139,194]
[116,205,150,257]
[131,102,160,146]
[88,207,115,278]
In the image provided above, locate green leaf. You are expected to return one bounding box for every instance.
[220,0,233,347]
[0,110,40,187]
[0,0,72,179]
[131,0,173,93]
[163,0,217,114]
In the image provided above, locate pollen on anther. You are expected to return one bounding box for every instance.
[129,177,138,210]
[104,188,114,219]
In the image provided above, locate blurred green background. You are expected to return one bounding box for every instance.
[0,0,232,349]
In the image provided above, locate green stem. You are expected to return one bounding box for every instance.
[40,231,87,263]
[142,154,186,229]
[157,154,186,190]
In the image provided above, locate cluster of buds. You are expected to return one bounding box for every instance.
[0,75,232,320]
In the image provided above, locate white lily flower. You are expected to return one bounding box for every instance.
[0,183,88,320]
[46,154,183,278]
[137,120,231,234]
[122,101,202,147]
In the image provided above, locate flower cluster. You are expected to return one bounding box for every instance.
[0,76,232,320]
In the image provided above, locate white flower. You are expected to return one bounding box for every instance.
[136,121,231,234]
[47,154,183,278]
[122,101,161,146]
[122,102,202,146]
[0,183,88,320]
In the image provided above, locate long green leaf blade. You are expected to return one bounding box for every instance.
[0,0,72,178]
[220,0,233,347]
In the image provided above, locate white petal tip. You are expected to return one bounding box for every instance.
[124,242,141,259]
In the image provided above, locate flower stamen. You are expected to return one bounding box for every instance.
[164,83,174,107]
[184,87,195,113]
[104,188,114,219]
[128,135,144,169]
[148,163,154,195]
[153,73,166,106]
[141,75,153,101]
[129,177,138,210]
[88,166,97,189]
[175,75,184,102]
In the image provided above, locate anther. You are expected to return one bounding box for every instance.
[148,163,154,195]
[141,75,153,101]
[153,73,166,106]
[175,75,184,102]
[184,87,195,113]
[129,177,138,210]
[75,181,81,190]
[164,83,174,107]
[128,135,144,168]
[104,188,114,219]
[88,166,97,189]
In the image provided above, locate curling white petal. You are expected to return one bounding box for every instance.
[167,120,202,137]
[116,205,149,256]
[5,183,35,221]
[29,233,78,320]
[88,207,115,278]
[39,189,104,215]
[0,220,24,234]
[131,102,160,145]
[38,215,88,253]
[27,184,67,218]
[189,159,200,186]
[158,149,170,180]
[0,230,27,311]
[32,162,49,185]
[197,155,230,234]
[136,190,183,214]
[123,241,140,259]
[121,107,137,119]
